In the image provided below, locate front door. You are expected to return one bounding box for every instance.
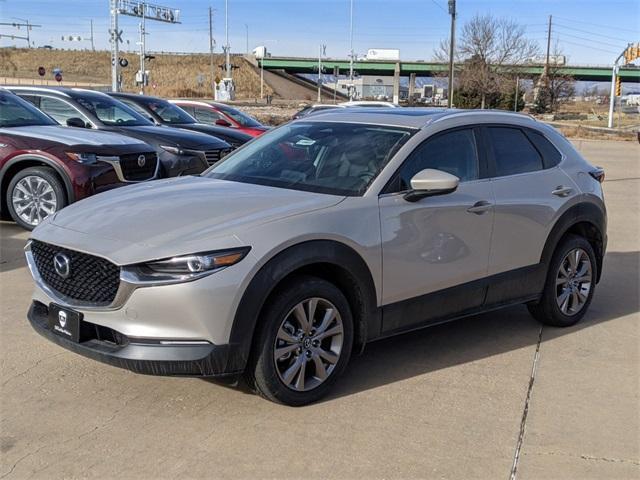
[378,127,495,333]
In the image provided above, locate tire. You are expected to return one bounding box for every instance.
[6,167,67,231]
[246,275,354,406]
[528,234,597,327]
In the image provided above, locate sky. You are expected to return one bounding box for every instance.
[1,0,638,66]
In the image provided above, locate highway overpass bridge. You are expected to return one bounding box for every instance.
[260,57,640,83]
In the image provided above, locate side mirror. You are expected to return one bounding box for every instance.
[215,119,232,127]
[404,168,459,202]
[66,117,88,128]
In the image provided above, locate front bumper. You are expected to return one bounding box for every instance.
[28,301,243,377]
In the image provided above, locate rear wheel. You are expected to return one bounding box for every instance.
[246,276,353,406]
[6,167,66,230]
[528,234,597,327]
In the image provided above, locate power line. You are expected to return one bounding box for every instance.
[429,0,448,13]
[553,31,626,50]
[553,16,639,34]
[553,23,630,43]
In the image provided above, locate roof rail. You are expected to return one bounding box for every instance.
[4,86,71,97]
[435,109,537,123]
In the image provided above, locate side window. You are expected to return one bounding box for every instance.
[395,129,479,191]
[120,99,155,122]
[39,97,85,125]
[17,95,40,107]
[179,105,195,116]
[194,107,223,123]
[488,127,543,177]
[526,130,562,168]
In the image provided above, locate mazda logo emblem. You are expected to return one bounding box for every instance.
[53,253,71,279]
[137,155,146,167]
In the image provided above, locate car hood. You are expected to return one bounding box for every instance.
[33,176,344,264]
[173,123,253,143]
[117,125,229,149]
[1,125,148,146]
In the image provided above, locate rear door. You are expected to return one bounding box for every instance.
[483,125,575,303]
[379,127,495,333]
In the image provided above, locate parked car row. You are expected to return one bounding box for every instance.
[0,87,268,230]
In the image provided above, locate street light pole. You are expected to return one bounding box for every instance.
[447,0,456,108]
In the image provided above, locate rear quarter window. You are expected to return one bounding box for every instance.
[526,129,563,168]
[488,127,544,177]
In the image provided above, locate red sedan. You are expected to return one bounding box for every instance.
[170,100,269,138]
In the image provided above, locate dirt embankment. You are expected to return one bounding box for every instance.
[0,48,273,99]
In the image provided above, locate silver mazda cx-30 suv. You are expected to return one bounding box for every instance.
[25,108,606,405]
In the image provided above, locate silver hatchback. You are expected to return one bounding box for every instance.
[25,108,606,405]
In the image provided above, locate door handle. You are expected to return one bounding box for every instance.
[552,186,573,197]
[467,200,492,215]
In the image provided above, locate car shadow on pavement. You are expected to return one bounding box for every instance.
[323,250,639,402]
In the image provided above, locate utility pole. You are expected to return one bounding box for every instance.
[514,76,519,112]
[544,14,552,85]
[109,0,120,91]
[209,6,215,95]
[348,0,354,100]
[225,0,231,79]
[317,44,326,103]
[138,5,147,94]
[447,0,456,108]
[90,20,95,51]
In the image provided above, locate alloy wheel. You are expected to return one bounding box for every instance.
[11,175,58,227]
[555,247,592,316]
[273,297,344,392]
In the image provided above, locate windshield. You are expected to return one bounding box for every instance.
[218,105,262,127]
[143,99,196,124]
[73,93,151,126]
[0,92,57,128]
[206,122,413,196]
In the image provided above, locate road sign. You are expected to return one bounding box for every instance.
[37,66,45,77]
[54,73,62,82]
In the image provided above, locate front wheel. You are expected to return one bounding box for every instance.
[6,167,67,230]
[528,234,597,327]
[246,276,354,406]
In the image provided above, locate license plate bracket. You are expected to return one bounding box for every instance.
[48,304,82,343]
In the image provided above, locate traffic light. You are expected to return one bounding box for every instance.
[615,76,622,96]
[623,44,640,65]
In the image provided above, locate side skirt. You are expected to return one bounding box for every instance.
[376,263,546,341]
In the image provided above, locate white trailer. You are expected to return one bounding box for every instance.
[366,48,400,61]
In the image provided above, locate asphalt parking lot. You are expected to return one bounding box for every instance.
[1,138,638,480]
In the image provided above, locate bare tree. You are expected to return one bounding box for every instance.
[436,15,539,109]
[533,43,575,113]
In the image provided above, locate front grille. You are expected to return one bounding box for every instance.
[203,148,231,166]
[119,152,158,181]
[30,240,120,305]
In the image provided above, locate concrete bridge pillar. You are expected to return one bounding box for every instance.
[393,62,400,104]
[408,72,416,104]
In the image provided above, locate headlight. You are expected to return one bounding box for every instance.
[66,152,98,164]
[122,247,251,285]
[160,145,185,155]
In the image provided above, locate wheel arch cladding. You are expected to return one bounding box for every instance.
[228,240,380,373]
[540,202,606,283]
